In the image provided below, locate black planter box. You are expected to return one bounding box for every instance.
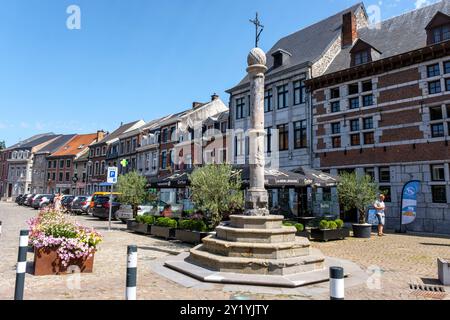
[310,228,350,242]
[175,229,211,245]
[296,230,311,240]
[151,225,176,239]
[126,220,152,235]
[352,224,372,238]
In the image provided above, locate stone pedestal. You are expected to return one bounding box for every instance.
[164,47,329,287]
[165,215,330,287]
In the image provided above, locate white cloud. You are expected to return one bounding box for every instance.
[415,0,435,9]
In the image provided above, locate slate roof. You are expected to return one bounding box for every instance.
[325,0,450,74]
[228,2,365,91]
[91,120,145,146]
[35,135,77,154]
[12,134,60,150]
[5,133,56,150]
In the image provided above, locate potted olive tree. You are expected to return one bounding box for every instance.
[189,164,244,229]
[117,171,153,219]
[337,172,378,239]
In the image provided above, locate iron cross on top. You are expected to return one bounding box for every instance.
[249,12,264,48]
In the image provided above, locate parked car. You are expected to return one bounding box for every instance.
[15,194,24,204]
[39,195,55,209]
[18,194,31,206]
[115,202,156,223]
[82,196,92,214]
[71,196,89,215]
[115,200,182,223]
[89,192,122,210]
[32,194,53,209]
[61,195,75,211]
[25,194,37,207]
[91,195,121,220]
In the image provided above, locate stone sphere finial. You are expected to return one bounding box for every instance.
[247,47,266,67]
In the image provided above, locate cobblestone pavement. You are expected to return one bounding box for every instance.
[0,202,449,300]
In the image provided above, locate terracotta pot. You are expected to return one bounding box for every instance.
[34,247,95,276]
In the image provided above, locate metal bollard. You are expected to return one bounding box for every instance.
[126,245,137,300]
[330,266,344,300]
[15,230,29,300]
[0,221,2,236]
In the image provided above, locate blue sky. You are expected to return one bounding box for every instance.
[0,0,439,146]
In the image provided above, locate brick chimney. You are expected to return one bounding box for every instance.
[342,12,357,48]
[192,102,203,109]
[211,93,219,101]
[96,130,106,142]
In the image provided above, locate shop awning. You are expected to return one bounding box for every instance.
[99,182,113,187]
[293,166,339,188]
[237,166,312,188]
[147,170,193,189]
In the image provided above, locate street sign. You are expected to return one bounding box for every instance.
[120,159,129,168]
[107,167,118,184]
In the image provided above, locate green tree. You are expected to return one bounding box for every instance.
[117,171,150,218]
[189,164,244,228]
[0,140,5,150]
[337,172,378,225]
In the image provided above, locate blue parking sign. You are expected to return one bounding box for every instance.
[107,167,118,184]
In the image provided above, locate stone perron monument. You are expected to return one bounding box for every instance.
[165,20,330,287]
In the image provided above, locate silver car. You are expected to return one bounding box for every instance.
[115,200,183,223]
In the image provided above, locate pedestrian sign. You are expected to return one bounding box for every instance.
[107,167,118,184]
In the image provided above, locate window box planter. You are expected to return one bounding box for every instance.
[175,229,212,245]
[310,228,350,242]
[151,225,176,239]
[33,247,95,276]
[126,220,152,235]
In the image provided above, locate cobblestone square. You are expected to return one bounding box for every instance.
[1,202,449,300]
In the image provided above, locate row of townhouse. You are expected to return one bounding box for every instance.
[82,94,229,205]
[0,94,229,200]
[0,132,104,197]
[1,1,449,234]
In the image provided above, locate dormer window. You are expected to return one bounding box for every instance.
[432,24,450,43]
[354,50,370,66]
[426,12,450,45]
[349,39,381,67]
[271,49,292,69]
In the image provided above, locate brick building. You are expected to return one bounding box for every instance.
[46,133,103,195]
[6,134,60,197]
[227,3,368,216]
[86,121,144,194]
[30,135,76,194]
[308,1,450,233]
[117,122,147,175]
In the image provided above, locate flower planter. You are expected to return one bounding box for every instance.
[33,247,95,276]
[310,228,350,242]
[352,224,372,238]
[175,229,211,245]
[151,225,176,239]
[126,220,152,235]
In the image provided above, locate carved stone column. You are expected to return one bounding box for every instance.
[245,48,269,216]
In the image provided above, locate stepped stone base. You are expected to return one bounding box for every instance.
[188,246,324,275]
[201,236,311,259]
[165,215,329,287]
[165,252,331,288]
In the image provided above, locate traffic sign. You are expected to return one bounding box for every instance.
[107,167,118,184]
[120,159,129,168]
